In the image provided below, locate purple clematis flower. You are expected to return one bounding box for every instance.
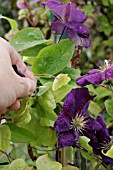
[54,87,102,148]
[17,0,28,9]
[76,60,113,86]
[31,0,40,2]
[17,0,39,9]
[89,115,113,167]
[43,0,91,48]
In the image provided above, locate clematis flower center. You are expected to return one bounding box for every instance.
[100,140,112,153]
[70,113,89,133]
[99,60,111,71]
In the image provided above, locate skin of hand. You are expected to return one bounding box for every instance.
[0,38,36,114]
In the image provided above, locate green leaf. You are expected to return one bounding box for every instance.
[102,0,110,6]
[0,15,18,31]
[38,90,57,121]
[79,136,93,161]
[22,44,47,57]
[40,117,54,127]
[62,67,80,82]
[10,98,32,127]
[25,109,57,147]
[37,82,52,96]
[88,101,102,115]
[105,97,113,117]
[32,39,75,75]
[82,4,94,15]
[36,154,62,170]
[36,104,54,127]
[52,74,71,91]
[103,37,113,48]
[14,108,31,127]
[8,159,31,170]
[105,145,113,158]
[95,86,112,101]
[7,123,35,143]
[52,84,74,103]
[0,124,11,156]
[109,0,113,4]
[62,165,79,170]
[10,27,52,51]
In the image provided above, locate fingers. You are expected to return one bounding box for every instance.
[0,100,20,114]
[9,45,36,82]
[9,99,20,110]
[0,109,7,115]
[0,38,36,82]
[16,77,36,99]
[0,38,36,113]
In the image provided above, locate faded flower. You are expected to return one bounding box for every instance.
[17,0,39,9]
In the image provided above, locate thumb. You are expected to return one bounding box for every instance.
[16,77,36,98]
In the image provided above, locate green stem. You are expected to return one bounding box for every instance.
[58,26,66,42]
[0,149,14,161]
[34,73,56,79]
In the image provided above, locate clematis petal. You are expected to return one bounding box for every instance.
[87,69,100,74]
[52,18,65,35]
[66,2,87,23]
[54,113,71,134]
[101,154,113,166]
[96,115,110,144]
[43,0,66,21]
[79,37,91,48]
[62,88,94,118]
[83,130,97,142]
[105,67,113,80]
[76,70,105,86]
[97,115,107,129]
[65,23,90,38]
[86,117,102,131]
[58,130,79,148]
[88,140,102,155]
[65,27,91,48]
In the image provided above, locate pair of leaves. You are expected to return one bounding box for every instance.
[9,155,78,170]
[9,27,76,80]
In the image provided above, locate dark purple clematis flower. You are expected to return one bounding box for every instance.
[89,115,113,167]
[43,0,91,48]
[54,87,102,148]
[76,60,113,86]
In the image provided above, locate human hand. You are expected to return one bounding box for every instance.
[0,38,36,114]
